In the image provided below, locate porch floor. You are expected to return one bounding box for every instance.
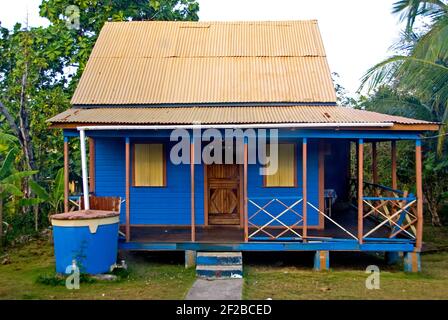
[122,208,396,243]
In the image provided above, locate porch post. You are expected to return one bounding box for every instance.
[125,137,131,242]
[190,138,196,242]
[79,129,90,210]
[243,137,248,242]
[63,137,69,212]
[357,139,364,244]
[318,141,325,228]
[415,139,423,251]
[391,141,397,189]
[372,142,378,185]
[302,138,308,240]
[89,138,95,194]
[355,141,359,178]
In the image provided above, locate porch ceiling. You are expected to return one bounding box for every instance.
[48,105,439,131]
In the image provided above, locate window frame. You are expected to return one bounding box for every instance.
[132,143,167,188]
[262,142,298,188]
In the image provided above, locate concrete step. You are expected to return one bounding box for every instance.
[196,252,242,266]
[196,265,243,279]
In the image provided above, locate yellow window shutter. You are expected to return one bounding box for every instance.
[134,144,165,187]
[265,143,296,187]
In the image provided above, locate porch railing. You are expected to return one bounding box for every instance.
[350,180,417,240]
[247,196,303,240]
[361,182,417,240]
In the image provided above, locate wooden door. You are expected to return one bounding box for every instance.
[206,164,242,225]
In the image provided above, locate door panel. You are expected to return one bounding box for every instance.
[207,164,241,225]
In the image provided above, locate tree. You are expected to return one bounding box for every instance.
[332,72,358,107]
[360,0,448,226]
[39,0,200,86]
[361,0,448,153]
[0,0,199,235]
[0,148,37,247]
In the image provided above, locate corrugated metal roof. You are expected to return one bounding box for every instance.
[89,20,326,58]
[71,20,336,105]
[48,106,436,126]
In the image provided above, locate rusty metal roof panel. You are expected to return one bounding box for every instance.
[71,20,336,105]
[72,57,334,105]
[48,106,436,126]
[89,20,326,58]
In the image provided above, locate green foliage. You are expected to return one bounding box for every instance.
[38,0,200,84]
[30,168,65,215]
[359,0,448,225]
[0,0,199,242]
[36,272,96,286]
[0,149,37,197]
[361,0,448,153]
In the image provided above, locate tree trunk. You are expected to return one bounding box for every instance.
[427,199,443,226]
[34,204,39,232]
[18,63,36,172]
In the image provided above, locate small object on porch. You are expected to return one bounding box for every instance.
[185,250,197,269]
[196,252,243,279]
[313,250,330,271]
[324,189,337,217]
[51,208,120,275]
[404,252,421,273]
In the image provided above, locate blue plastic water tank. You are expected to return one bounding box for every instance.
[51,210,119,274]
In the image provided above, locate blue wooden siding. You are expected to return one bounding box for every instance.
[247,140,319,227]
[95,138,204,225]
[324,139,350,201]
[92,135,320,227]
[94,138,126,222]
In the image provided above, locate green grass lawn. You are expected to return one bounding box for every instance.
[243,251,448,299]
[0,239,195,300]
[1,225,448,300]
[242,223,448,300]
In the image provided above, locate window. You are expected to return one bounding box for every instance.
[133,144,166,187]
[264,143,296,187]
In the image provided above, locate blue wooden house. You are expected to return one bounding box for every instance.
[49,20,439,272]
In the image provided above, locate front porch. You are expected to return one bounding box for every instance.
[118,204,415,253]
[62,128,424,272]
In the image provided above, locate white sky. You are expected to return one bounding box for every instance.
[0,0,404,96]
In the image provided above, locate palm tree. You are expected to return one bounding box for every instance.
[361,0,448,153]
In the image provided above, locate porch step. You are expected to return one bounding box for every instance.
[196,252,243,266]
[196,252,243,279]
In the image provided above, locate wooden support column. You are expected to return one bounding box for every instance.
[415,139,423,251]
[357,139,364,244]
[318,141,325,229]
[243,138,248,242]
[125,137,131,242]
[190,140,196,242]
[372,142,378,185]
[355,141,359,182]
[63,137,69,213]
[302,138,308,240]
[391,141,397,189]
[88,138,95,194]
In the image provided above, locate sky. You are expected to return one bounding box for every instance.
[0,0,404,97]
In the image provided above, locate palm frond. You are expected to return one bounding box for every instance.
[1,170,38,184]
[0,148,17,179]
[393,0,447,30]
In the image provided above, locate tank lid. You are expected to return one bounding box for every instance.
[51,210,119,220]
